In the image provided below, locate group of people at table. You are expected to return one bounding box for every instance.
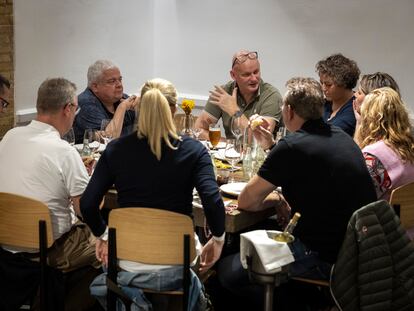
[0,48,413,310]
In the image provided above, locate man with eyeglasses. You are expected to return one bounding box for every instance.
[195,50,283,139]
[73,59,138,143]
[0,77,101,309]
[0,74,11,114]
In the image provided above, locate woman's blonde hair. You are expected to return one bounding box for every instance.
[354,87,414,163]
[137,78,180,160]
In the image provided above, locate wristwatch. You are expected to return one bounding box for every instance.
[232,110,243,118]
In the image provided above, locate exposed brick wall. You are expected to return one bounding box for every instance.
[0,0,14,138]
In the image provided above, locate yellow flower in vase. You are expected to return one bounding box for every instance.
[181,99,195,115]
[180,99,196,136]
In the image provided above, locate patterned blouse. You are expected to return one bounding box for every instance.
[364,152,391,199]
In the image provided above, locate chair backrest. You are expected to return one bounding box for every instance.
[108,207,196,265]
[389,182,414,229]
[0,192,54,250]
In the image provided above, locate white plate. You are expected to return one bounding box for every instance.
[213,149,242,163]
[220,182,247,196]
[208,141,226,149]
[75,143,106,153]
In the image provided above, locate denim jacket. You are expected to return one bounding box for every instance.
[90,265,207,311]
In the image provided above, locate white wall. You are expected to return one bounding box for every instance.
[14,0,414,120]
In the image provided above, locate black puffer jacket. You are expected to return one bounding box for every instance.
[331,200,414,311]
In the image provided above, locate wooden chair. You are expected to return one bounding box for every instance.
[389,181,414,230]
[106,208,196,311]
[0,192,54,310]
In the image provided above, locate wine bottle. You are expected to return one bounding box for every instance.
[274,212,301,243]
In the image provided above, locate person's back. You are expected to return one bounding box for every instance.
[0,121,83,240]
[264,120,376,262]
[355,87,414,201]
[91,133,218,216]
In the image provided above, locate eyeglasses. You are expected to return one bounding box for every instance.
[232,51,258,68]
[102,77,123,85]
[66,103,81,115]
[0,97,10,109]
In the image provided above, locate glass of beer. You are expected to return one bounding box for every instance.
[208,123,221,149]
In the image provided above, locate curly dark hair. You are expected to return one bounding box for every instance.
[316,53,360,89]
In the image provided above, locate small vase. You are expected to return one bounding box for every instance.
[181,113,194,137]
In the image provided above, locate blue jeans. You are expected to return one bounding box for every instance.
[90,266,207,311]
[287,239,332,280]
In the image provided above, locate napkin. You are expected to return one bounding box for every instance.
[240,230,294,274]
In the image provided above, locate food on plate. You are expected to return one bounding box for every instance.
[82,155,95,166]
[214,159,231,169]
[250,118,264,130]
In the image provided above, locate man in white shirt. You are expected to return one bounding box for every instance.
[0,78,99,272]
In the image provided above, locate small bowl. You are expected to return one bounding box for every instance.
[216,169,230,186]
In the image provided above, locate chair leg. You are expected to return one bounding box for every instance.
[107,228,117,311]
[39,220,47,311]
[263,283,274,311]
[183,234,190,311]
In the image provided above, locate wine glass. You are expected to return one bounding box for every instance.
[208,123,221,149]
[192,127,202,140]
[62,128,75,146]
[100,119,114,145]
[224,138,242,183]
[83,129,101,155]
[231,116,244,142]
[275,126,287,144]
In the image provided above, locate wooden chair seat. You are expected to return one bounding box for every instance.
[0,192,54,310]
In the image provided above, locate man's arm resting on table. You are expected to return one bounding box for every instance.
[238,175,280,212]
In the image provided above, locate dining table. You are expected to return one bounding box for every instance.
[102,138,277,234]
[103,188,276,234]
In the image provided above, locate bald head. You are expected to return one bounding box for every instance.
[231,50,258,68]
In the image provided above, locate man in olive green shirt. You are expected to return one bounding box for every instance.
[195,50,283,139]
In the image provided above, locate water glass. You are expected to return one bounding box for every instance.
[224,138,241,183]
[192,127,202,140]
[62,128,75,146]
[231,116,244,141]
[276,127,287,144]
[83,129,100,155]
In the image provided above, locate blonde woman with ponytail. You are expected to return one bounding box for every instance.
[80,78,225,280]
[354,87,414,200]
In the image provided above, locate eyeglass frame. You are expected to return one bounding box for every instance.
[0,97,10,109]
[100,77,123,86]
[232,51,258,68]
[65,102,81,115]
